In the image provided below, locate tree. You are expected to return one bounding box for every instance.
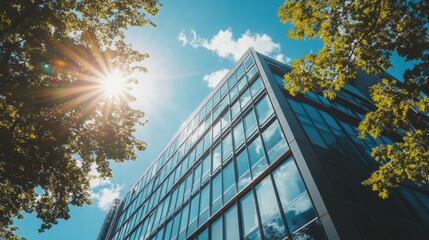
[0,0,160,238]
[278,0,429,198]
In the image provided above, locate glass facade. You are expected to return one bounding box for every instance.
[100,49,429,240]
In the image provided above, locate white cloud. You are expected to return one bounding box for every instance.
[274,53,292,64]
[203,68,229,88]
[178,28,291,62]
[89,164,111,189]
[177,30,188,46]
[90,184,123,211]
[87,164,121,211]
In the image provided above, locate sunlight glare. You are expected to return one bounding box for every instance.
[102,70,126,98]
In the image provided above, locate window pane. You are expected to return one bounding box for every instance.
[198,228,208,240]
[188,194,200,236]
[249,77,263,97]
[231,101,241,120]
[240,89,252,110]
[211,216,223,240]
[262,121,289,163]
[240,191,260,240]
[163,219,173,240]
[228,74,236,88]
[255,95,274,126]
[244,55,255,70]
[224,204,240,240]
[178,204,190,240]
[213,90,220,107]
[233,121,245,150]
[222,133,233,163]
[211,173,222,214]
[212,144,221,171]
[292,219,326,240]
[230,86,239,102]
[237,76,247,92]
[236,65,245,79]
[170,212,181,240]
[221,110,230,131]
[223,162,236,203]
[255,177,287,239]
[212,120,221,141]
[272,157,306,207]
[247,65,258,81]
[213,106,220,120]
[183,174,193,201]
[243,109,257,139]
[236,150,251,191]
[192,164,202,193]
[221,82,228,97]
[203,131,211,152]
[284,193,317,233]
[248,136,267,177]
[199,184,210,226]
[201,154,211,183]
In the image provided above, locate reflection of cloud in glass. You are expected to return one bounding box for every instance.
[255,137,263,154]
[256,178,279,221]
[273,159,305,205]
[288,194,312,215]
[213,151,221,169]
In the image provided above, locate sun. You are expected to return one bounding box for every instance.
[101,70,127,99]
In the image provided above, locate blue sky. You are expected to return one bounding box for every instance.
[16,0,414,239]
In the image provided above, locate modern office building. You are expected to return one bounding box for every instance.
[100,48,429,240]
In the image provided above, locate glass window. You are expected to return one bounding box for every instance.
[284,193,317,233]
[222,133,233,163]
[212,120,221,141]
[243,109,257,139]
[168,188,178,216]
[198,228,208,240]
[163,219,173,240]
[188,194,200,236]
[237,76,247,92]
[227,74,236,89]
[213,106,220,120]
[240,89,252,110]
[211,173,222,214]
[231,101,241,120]
[203,131,211,152]
[205,98,212,114]
[201,154,211,183]
[205,114,212,131]
[176,181,185,209]
[184,174,193,201]
[212,143,221,171]
[255,95,274,126]
[247,65,258,81]
[229,86,239,102]
[170,212,182,240]
[199,184,210,226]
[193,163,202,193]
[213,90,220,107]
[233,121,245,151]
[244,55,255,70]
[240,191,260,240]
[221,97,229,112]
[248,136,267,177]
[262,120,289,163]
[223,162,236,203]
[249,77,263,97]
[236,65,245,79]
[211,216,223,240]
[221,82,228,98]
[255,176,287,239]
[224,204,240,240]
[178,204,190,240]
[236,150,251,191]
[272,157,306,207]
[292,219,326,240]
[221,110,230,131]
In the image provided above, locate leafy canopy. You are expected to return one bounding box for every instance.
[0,0,160,239]
[278,0,429,198]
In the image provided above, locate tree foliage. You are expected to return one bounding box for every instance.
[278,0,429,198]
[0,0,160,238]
